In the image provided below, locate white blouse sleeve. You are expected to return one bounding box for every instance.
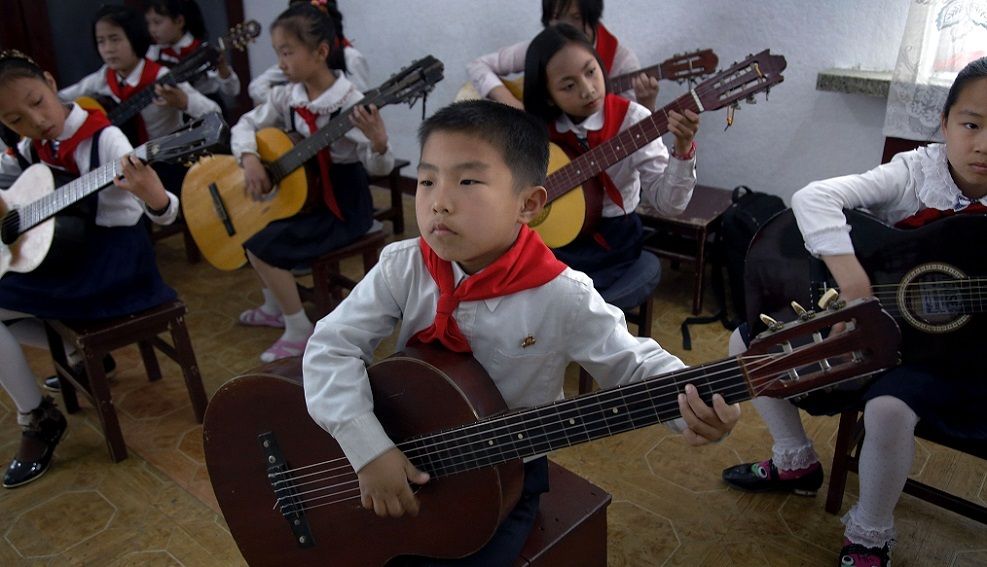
[466,40,529,98]
[230,88,290,159]
[248,64,288,106]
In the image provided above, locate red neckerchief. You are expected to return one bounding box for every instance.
[32,109,111,175]
[159,37,203,65]
[594,23,618,74]
[410,225,568,353]
[895,202,987,229]
[292,106,344,220]
[549,93,630,213]
[106,58,163,143]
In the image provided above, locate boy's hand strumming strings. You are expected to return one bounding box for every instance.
[350,104,388,155]
[358,447,430,518]
[677,383,741,446]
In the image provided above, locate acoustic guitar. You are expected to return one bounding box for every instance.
[744,208,987,367]
[203,298,900,566]
[454,48,719,102]
[532,49,786,248]
[76,20,261,127]
[180,56,444,271]
[0,113,229,278]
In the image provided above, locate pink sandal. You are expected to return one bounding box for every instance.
[239,308,285,328]
[260,338,309,362]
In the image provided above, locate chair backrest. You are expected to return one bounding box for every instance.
[881,137,932,164]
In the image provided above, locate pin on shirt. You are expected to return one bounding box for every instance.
[521,336,536,348]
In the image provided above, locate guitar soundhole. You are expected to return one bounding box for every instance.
[0,210,19,245]
[897,263,971,333]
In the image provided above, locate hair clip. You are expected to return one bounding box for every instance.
[310,0,329,12]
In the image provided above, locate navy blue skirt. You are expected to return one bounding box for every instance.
[245,161,374,270]
[0,223,175,320]
[553,212,644,289]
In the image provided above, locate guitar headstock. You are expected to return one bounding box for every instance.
[369,55,445,108]
[662,49,719,82]
[695,49,786,113]
[142,112,230,166]
[741,297,900,400]
[219,20,262,52]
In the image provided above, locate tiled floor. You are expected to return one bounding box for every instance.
[1,188,985,566]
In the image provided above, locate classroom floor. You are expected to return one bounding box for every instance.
[1,188,985,566]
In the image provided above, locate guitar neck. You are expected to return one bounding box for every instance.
[18,146,148,233]
[609,62,665,93]
[544,90,701,202]
[398,357,750,478]
[107,49,215,126]
[267,91,383,184]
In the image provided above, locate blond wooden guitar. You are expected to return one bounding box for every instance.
[454,49,719,102]
[531,50,786,248]
[182,56,444,271]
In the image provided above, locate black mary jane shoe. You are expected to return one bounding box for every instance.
[43,354,117,392]
[3,396,68,489]
[722,459,824,496]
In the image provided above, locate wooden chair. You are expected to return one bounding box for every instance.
[825,409,987,524]
[371,158,410,234]
[515,461,612,566]
[296,226,389,319]
[43,299,208,462]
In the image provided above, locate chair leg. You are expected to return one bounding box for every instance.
[169,317,208,423]
[389,169,404,234]
[182,223,202,264]
[139,340,163,382]
[85,352,127,462]
[43,323,80,414]
[638,298,654,339]
[578,367,594,395]
[692,229,707,315]
[825,409,860,514]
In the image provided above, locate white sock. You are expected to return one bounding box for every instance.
[259,288,282,315]
[281,310,313,343]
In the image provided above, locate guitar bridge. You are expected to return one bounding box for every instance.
[260,432,315,548]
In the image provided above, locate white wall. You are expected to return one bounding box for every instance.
[243,0,910,203]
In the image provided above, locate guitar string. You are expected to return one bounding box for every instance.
[269,349,865,510]
[273,350,877,514]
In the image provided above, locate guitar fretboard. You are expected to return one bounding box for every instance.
[398,358,749,478]
[544,89,701,202]
[609,63,665,94]
[18,145,149,233]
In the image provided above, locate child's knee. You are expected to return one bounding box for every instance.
[863,395,918,430]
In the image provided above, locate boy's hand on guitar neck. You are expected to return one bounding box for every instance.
[667,109,700,157]
[631,72,659,111]
[358,447,430,518]
[241,153,273,201]
[153,84,189,112]
[677,384,741,446]
[114,154,169,211]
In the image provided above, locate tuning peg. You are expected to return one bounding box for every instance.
[759,313,784,331]
[817,289,844,310]
[790,301,813,320]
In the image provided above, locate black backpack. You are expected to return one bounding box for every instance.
[680,185,786,349]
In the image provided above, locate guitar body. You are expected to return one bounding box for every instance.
[745,209,987,366]
[182,127,309,270]
[454,76,524,102]
[530,142,603,248]
[75,95,116,116]
[0,164,56,277]
[204,349,523,566]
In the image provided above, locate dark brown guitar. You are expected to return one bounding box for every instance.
[745,209,986,366]
[203,299,899,566]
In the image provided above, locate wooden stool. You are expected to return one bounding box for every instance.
[516,461,612,566]
[371,159,410,234]
[43,299,208,462]
[826,408,987,524]
[297,228,389,318]
[640,185,734,314]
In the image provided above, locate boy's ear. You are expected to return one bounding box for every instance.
[517,185,548,224]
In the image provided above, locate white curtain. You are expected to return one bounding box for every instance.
[884,0,987,142]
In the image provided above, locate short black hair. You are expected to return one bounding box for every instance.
[944,56,987,119]
[93,4,153,59]
[541,0,603,30]
[418,100,549,189]
[273,3,346,73]
[523,23,611,124]
[144,0,209,40]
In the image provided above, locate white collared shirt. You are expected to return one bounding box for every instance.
[791,144,982,256]
[302,238,688,472]
[554,100,697,218]
[231,73,393,176]
[1,104,179,226]
[466,34,640,101]
[248,47,370,105]
[58,59,220,140]
[146,32,241,97]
